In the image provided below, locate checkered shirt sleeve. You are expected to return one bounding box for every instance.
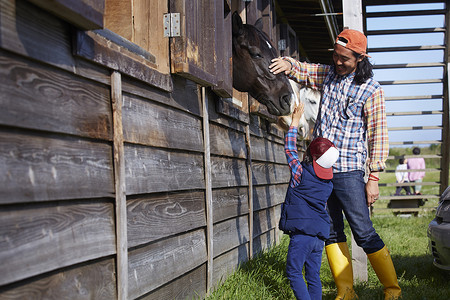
[282,57,330,90]
[365,87,389,171]
[285,126,303,187]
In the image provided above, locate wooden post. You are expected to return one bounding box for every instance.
[342,0,368,283]
[441,8,450,193]
[245,125,253,258]
[202,87,214,293]
[111,71,128,299]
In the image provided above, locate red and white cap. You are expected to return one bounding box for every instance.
[308,137,339,180]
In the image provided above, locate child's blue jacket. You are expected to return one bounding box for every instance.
[279,163,332,240]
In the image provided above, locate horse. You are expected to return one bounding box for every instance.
[277,81,321,140]
[232,12,295,116]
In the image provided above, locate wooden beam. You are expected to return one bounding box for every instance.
[202,87,214,293]
[373,62,445,69]
[245,125,253,258]
[441,2,450,193]
[369,45,445,52]
[366,9,446,18]
[368,27,446,35]
[28,0,104,30]
[379,79,443,85]
[343,0,367,283]
[111,71,128,300]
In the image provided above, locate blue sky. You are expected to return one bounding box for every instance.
[365,3,446,146]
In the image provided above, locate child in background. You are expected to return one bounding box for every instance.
[394,157,412,196]
[407,147,426,195]
[279,103,339,300]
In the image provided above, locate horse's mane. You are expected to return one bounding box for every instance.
[244,23,278,58]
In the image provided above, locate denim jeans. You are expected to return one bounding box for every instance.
[287,234,324,300]
[325,171,385,254]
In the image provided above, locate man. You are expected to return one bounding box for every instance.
[270,29,401,300]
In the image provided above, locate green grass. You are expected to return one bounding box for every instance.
[205,214,450,299]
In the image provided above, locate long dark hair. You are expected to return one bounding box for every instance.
[353,53,374,85]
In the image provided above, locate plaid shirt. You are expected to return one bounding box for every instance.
[285,126,303,187]
[283,58,389,173]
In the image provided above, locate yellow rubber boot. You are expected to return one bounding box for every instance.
[367,246,401,299]
[325,242,358,300]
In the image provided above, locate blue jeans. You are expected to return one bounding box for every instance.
[286,234,324,300]
[326,171,385,254]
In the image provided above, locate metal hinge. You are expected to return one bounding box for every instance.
[163,13,180,37]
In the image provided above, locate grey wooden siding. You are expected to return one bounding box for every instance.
[0,1,290,299]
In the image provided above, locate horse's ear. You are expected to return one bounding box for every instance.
[254,18,263,31]
[232,11,244,36]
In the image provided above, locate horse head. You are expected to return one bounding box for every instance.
[277,80,321,140]
[232,12,294,116]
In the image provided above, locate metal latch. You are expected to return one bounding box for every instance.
[278,39,286,51]
[163,13,180,37]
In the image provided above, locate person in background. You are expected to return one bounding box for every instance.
[270,28,401,299]
[394,157,412,196]
[279,103,339,300]
[407,147,426,195]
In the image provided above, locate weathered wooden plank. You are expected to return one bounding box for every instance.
[121,76,202,117]
[0,51,112,140]
[212,2,232,98]
[202,87,214,292]
[0,0,76,73]
[124,145,205,195]
[139,264,206,300]
[210,156,248,188]
[253,229,276,256]
[253,184,288,211]
[251,162,290,186]
[209,123,247,158]
[0,258,117,300]
[212,243,249,288]
[0,201,116,286]
[212,187,249,223]
[246,124,254,258]
[74,30,173,92]
[0,130,114,204]
[250,135,285,164]
[111,71,128,300]
[128,229,207,299]
[132,0,170,74]
[127,191,206,248]
[28,0,104,30]
[253,207,277,237]
[122,93,203,152]
[213,215,249,257]
[104,0,132,40]
[169,0,217,86]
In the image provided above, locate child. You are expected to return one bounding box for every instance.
[394,157,411,196]
[407,147,426,195]
[279,103,339,300]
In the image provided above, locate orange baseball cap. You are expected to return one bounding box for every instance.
[335,29,370,57]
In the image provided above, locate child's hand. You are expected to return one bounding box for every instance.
[269,58,292,75]
[291,102,304,127]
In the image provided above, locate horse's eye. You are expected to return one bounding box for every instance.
[248,46,262,59]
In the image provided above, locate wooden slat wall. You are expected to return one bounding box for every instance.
[0,0,290,299]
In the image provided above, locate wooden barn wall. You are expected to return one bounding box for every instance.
[0,0,289,299]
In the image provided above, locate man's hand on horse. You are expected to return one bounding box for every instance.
[269,58,292,75]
